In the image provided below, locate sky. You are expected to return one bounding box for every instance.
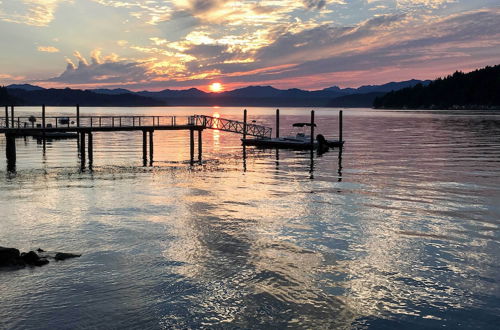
[0,0,499,91]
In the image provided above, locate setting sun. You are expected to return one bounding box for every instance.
[209,82,224,93]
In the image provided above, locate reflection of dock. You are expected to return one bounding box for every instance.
[1,105,272,171]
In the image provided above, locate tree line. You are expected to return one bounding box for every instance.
[373,64,500,109]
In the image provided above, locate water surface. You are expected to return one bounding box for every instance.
[1,107,499,329]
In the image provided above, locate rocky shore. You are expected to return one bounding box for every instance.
[0,246,80,269]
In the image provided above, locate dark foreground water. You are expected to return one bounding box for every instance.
[1,107,499,329]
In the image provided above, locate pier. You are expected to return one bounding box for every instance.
[1,105,272,171]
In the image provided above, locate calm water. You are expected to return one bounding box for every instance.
[1,107,499,329]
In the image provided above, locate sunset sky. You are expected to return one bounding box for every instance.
[0,0,499,91]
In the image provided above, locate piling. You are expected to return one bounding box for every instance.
[198,129,202,163]
[5,106,9,128]
[339,110,343,142]
[243,109,248,140]
[10,106,14,128]
[190,129,194,165]
[149,130,154,166]
[310,110,315,148]
[276,109,280,138]
[88,131,93,166]
[42,104,46,128]
[142,130,147,166]
[5,133,16,171]
[80,131,86,167]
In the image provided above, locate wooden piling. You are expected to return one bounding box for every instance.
[149,130,154,166]
[88,131,93,166]
[198,129,202,163]
[6,133,16,171]
[76,104,80,127]
[339,110,343,142]
[310,110,315,148]
[276,109,280,138]
[190,129,194,165]
[142,130,147,166]
[5,106,9,128]
[80,131,86,167]
[243,109,247,140]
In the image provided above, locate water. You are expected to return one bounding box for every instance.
[1,107,499,329]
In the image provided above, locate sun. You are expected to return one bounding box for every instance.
[209,82,224,92]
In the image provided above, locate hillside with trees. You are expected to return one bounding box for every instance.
[373,65,500,109]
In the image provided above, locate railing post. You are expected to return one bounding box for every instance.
[76,104,80,128]
[276,108,280,138]
[42,105,45,128]
[310,110,315,149]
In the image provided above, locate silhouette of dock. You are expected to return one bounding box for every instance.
[1,105,272,171]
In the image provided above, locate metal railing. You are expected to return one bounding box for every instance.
[1,114,272,138]
[192,115,272,138]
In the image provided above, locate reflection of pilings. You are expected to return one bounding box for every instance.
[6,133,16,172]
[338,148,343,182]
[149,130,154,166]
[242,144,247,172]
[198,129,202,163]
[243,109,247,140]
[190,129,194,165]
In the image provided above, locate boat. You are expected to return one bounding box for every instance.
[242,123,343,149]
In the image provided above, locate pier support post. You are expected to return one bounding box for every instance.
[190,129,194,165]
[88,131,93,167]
[310,110,315,149]
[5,105,8,128]
[142,130,147,166]
[80,131,86,169]
[276,109,280,138]
[243,109,247,141]
[339,110,343,143]
[5,133,16,172]
[10,106,14,128]
[198,129,202,163]
[149,130,154,166]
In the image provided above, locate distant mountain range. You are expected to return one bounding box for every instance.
[3,79,430,107]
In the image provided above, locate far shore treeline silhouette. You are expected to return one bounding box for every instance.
[374,64,500,110]
[1,64,498,108]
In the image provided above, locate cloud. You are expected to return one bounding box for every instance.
[37,46,60,53]
[46,51,151,85]
[0,0,70,26]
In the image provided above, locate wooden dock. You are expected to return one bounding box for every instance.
[1,105,272,171]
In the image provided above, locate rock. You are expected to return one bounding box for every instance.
[54,252,81,261]
[34,258,49,266]
[36,248,45,252]
[21,251,40,265]
[0,246,21,267]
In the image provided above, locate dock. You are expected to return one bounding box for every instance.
[1,105,272,171]
[1,106,344,172]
